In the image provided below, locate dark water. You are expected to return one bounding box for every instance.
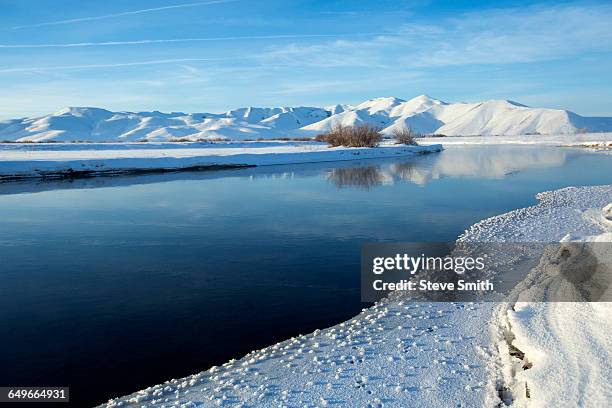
[0,145,611,407]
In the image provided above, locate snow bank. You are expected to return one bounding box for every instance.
[2,95,612,142]
[507,301,611,407]
[507,229,612,407]
[463,185,612,407]
[100,301,497,408]
[0,142,442,180]
[99,184,611,408]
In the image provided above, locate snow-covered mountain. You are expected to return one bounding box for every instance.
[2,95,611,142]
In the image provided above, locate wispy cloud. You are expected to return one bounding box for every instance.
[258,39,390,68]
[264,72,423,96]
[257,3,612,69]
[11,0,238,29]
[402,4,612,67]
[0,33,384,48]
[0,57,246,74]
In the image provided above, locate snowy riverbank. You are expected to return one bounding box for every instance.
[0,142,441,181]
[102,302,497,407]
[462,185,612,407]
[419,132,612,146]
[99,181,611,407]
[2,131,611,181]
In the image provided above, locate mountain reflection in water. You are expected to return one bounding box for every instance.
[326,145,568,189]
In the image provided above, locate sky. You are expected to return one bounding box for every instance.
[1,0,611,119]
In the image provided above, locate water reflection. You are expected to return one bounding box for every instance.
[429,146,567,181]
[327,166,392,189]
[326,146,568,189]
[0,145,571,195]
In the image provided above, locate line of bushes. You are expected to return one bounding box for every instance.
[315,124,383,147]
[315,124,422,147]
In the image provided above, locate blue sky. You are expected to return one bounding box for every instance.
[1,0,611,118]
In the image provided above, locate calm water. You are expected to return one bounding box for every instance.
[1,145,611,407]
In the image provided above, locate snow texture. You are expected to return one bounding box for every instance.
[101,301,497,408]
[463,185,612,407]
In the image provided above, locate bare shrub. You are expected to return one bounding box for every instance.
[314,133,329,142]
[392,127,420,145]
[316,124,382,147]
[254,137,312,141]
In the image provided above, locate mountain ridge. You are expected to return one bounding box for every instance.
[2,95,611,142]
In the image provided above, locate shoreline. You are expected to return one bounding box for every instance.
[462,185,612,407]
[0,143,441,181]
[100,184,612,407]
[3,131,612,181]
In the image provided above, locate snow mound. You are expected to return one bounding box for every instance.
[2,95,612,142]
[508,301,612,407]
[465,185,612,407]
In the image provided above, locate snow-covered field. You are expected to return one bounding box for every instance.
[0,142,441,180]
[99,184,612,407]
[419,132,612,147]
[2,95,612,142]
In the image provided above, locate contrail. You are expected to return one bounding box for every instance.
[0,57,246,73]
[0,33,386,48]
[11,0,237,29]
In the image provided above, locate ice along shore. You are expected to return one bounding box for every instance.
[100,183,612,407]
